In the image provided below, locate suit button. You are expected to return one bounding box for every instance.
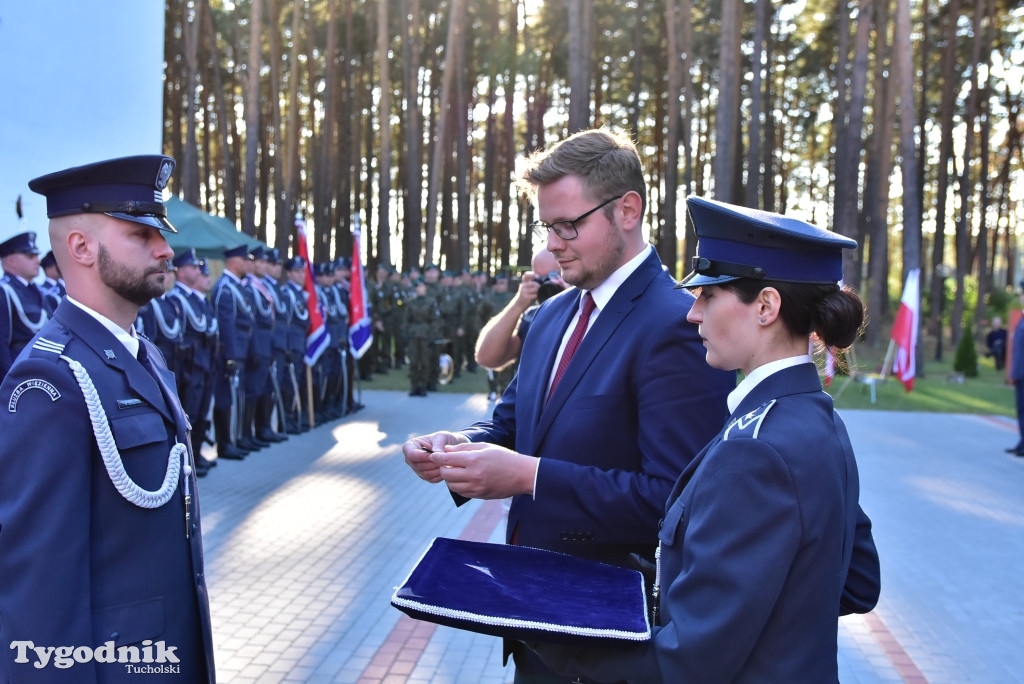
[110,632,119,641]
[560,533,569,541]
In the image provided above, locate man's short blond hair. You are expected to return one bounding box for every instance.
[516,128,647,218]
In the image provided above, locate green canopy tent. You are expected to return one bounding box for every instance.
[164,197,263,260]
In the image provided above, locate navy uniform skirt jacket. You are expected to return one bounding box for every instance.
[542,362,881,683]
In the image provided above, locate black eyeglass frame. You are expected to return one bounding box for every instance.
[530,194,625,241]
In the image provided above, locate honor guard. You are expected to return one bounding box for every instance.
[136,266,185,379]
[212,243,255,460]
[333,257,360,411]
[313,261,342,421]
[241,246,279,446]
[0,231,47,381]
[260,248,290,441]
[282,256,311,431]
[0,155,215,681]
[40,249,66,313]
[168,248,219,474]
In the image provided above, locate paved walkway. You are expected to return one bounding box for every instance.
[195,390,1024,683]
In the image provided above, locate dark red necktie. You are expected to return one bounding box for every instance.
[547,292,596,401]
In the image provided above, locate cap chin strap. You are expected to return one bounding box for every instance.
[691,256,766,280]
[60,354,187,508]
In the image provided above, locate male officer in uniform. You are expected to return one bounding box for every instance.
[260,248,290,441]
[243,246,279,445]
[212,244,255,459]
[283,256,311,431]
[0,155,215,681]
[168,248,219,474]
[0,231,47,381]
[40,249,66,313]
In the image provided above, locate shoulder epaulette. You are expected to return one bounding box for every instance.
[723,399,776,441]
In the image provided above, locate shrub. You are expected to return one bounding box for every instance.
[953,326,979,377]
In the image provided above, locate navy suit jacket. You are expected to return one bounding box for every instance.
[462,249,735,564]
[0,300,215,682]
[543,363,881,683]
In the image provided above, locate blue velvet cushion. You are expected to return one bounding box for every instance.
[391,537,651,643]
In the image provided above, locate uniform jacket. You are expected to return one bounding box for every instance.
[0,300,215,682]
[213,272,254,362]
[0,275,49,380]
[546,362,881,684]
[461,249,735,565]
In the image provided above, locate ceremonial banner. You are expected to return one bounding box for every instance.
[348,217,373,359]
[295,214,330,366]
[891,268,920,392]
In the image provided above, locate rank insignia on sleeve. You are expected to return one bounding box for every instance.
[8,379,62,412]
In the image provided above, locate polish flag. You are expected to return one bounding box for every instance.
[890,268,920,392]
[348,216,373,359]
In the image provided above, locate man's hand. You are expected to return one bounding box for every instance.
[514,271,541,307]
[402,431,470,483]
[430,442,538,499]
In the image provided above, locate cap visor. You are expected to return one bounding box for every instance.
[106,212,178,234]
[675,272,741,289]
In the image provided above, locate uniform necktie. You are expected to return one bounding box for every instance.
[547,292,596,401]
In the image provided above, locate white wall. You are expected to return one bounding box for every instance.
[0,1,165,253]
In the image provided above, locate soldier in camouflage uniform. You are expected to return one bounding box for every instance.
[437,270,466,379]
[371,263,396,372]
[405,279,437,396]
[421,264,444,390]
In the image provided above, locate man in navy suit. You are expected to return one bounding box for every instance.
[403,129,735,683]
[0,155,215,682]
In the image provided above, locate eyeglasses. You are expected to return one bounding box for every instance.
[530,194,624,241]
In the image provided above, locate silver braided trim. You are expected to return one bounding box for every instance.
[59,354,184,509]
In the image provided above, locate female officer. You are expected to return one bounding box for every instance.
[532,196,881,683]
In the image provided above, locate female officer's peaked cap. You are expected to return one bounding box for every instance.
[679,196,857,289]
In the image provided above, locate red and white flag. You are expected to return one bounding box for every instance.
[295,214,330,366]
[890,268,920,392]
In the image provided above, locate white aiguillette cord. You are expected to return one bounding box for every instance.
[59,355,189,510]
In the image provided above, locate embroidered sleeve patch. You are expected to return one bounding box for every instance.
[8,379,62,412]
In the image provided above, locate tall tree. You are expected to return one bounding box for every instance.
[242,0,263,236]
[712,0,741,202]
[661,0,681,275]
[376,0,392,266]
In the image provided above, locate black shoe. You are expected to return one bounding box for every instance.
[197,455,217,469]
[237,437,264,451]
[218,444,247,460]
[195,466,209,477]
[257,430,286,443]
[1005,446,1023,454]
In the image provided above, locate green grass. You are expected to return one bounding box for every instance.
[825,337,1014,417]
[357,335,1015,418]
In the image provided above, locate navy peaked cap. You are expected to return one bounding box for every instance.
[40,250,57,268]
[173,248,200,268]
[198,260,210,276]
[224,244,252,259]
[678,196,857,289]
[265,248,281,264]
[0,232,39,258]
[285,256,306,271]
[28,155,177,233]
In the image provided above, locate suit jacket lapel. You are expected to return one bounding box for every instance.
[533,250,663,444]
